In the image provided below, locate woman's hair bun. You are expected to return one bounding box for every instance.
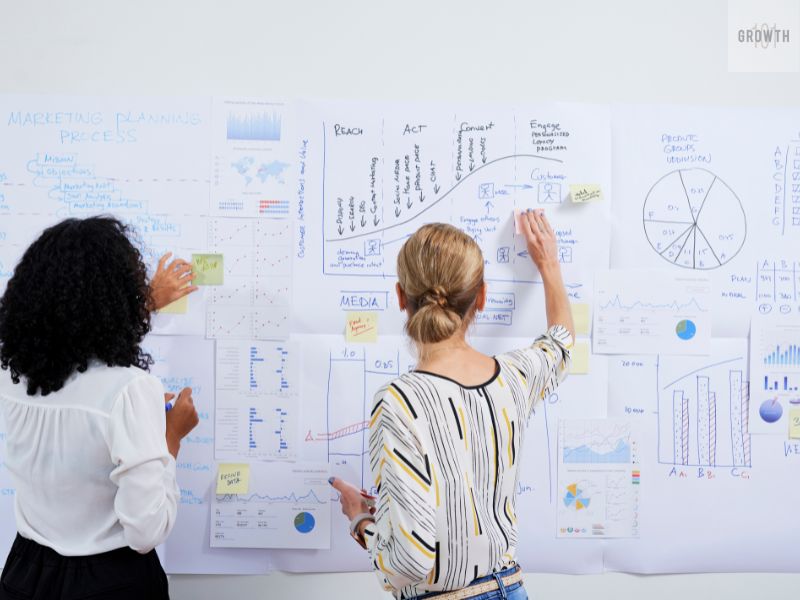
[397,223,484,345]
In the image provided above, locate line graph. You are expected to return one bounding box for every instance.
[600,295,708,313]
[643,168,746,270]
[324,151,562,243]
[594,270,711,355]
[211,462,331,549]
[216,489,327,505]
[561,421,633,465]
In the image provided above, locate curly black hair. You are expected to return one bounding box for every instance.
[0,216,153,396]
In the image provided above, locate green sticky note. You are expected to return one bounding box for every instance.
[192,254,224,286]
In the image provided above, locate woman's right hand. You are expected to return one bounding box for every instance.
[165,388,199,458]
[521,209,560,276]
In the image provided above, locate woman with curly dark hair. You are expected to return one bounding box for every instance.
[0,216,199,600]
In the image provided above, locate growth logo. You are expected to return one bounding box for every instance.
[728,0,799,72]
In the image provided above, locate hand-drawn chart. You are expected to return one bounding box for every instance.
[643,168,746,270]
[656,339,751,468]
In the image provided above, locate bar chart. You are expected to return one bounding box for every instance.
[657,340,751,468]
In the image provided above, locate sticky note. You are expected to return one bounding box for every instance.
[790,408,800,439]
[158,294,188,315]
[571,303,591,335]
[192,253,224,286]
[346,312,378,343]
[216,463,250,494]
[569,183,603,203]
[570,341,590,374]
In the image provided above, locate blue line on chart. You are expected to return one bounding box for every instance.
[218,489,327,505]
[600,295,708,313]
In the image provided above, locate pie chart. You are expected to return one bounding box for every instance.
[643,168,746,270]
[563,483,591,510]
[675,319,696,340]
[294,511,316,534]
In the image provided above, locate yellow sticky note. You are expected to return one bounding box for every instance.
[569,183,603,203]
[192,253,224,286]
[158,296,188,315]
[216,463,250,495]
[790,408,800,439]
[345,312,378,343]
[157,287,190,315]
[571,303,591,335]
[570,341,590,374]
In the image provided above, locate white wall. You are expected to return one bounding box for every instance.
[1,1,798,597]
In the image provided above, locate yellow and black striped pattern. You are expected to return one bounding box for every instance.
[363,326,572,599]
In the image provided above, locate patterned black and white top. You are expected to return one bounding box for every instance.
[363,326,572,599]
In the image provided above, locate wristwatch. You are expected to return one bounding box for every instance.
[349,512,375,549]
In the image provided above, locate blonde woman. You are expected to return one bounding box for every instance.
[331,209,574,600]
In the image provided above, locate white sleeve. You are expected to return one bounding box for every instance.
[106,375,180,553]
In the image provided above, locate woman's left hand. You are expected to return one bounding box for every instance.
[149,252,198,311]
[329,477,374,520]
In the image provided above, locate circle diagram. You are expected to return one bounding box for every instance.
[758,399,783,424]
[675,319,697,340]
[563,484,591,510]
[643,168,746,270]
[294,511,316,534]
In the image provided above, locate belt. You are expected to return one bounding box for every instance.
[419,567,524,600]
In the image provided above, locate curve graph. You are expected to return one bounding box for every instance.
[325,152,562,243]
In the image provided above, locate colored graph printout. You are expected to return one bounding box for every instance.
[557,419,640,539]
[211,462,330,549]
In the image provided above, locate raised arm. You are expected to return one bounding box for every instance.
[521,209,575,340]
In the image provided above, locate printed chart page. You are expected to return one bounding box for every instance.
[211,462,330,550]
[142,335,271,574]
[557,419,640,539]
[749,316,800,435]
[593,269,711,355]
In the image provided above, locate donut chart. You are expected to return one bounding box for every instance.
[643,168,746,270]
[294,511,316,534]
[675,319,697,340]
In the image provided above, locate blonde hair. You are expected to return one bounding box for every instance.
[397,223,485,344]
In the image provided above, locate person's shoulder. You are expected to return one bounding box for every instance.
[0,363,158,411]
[63,364,160,413]
[374,371,428,396]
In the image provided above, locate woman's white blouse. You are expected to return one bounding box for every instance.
[0,363,179,556]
